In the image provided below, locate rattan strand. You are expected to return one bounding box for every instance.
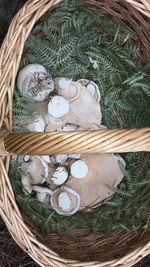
[1,128,150,156]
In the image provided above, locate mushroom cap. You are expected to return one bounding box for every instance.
[70,160,89,179]
[67,84,102,128]
[17,64,54,102]
[51,166,68,185]
[55,154,69,165]
[41,155,51,163]
[69,154,81,160]
[21,156,46,184]
[21,175,32,195]
[77,79,101,102]
[24,155,30,162]
[66,153,125,210]
[57,123,78,132]
[26,115,46,132]
[37,156,49,179]
[45,120,66,132]
[51,186,81,215]
[48,96,70,120]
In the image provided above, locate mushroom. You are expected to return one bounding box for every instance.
[21,175,32,195]
[55,79,102,128]
[113,154,126,168]
[66,153,125,210]
[24,155,30,162]
[37,156,49,179]
[68,154,81,160]
[21,156,48,184]
[77,79,100,102]
[55,77,80,102]
[36,192,50,203]
[55,154,69,165]
[26,115,46,132]
[32,185,53,203]
[57,123,78,132]
[41,155,51,164]
[17,64,54,102]
[45,121,66,132]
[51,166,68,185]
[67,83,102,128]
[46,96,70,131]
[70,160,89,179]
[48,96,70,121]
[51,186,81,215]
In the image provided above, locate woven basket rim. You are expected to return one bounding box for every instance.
[0,0,150,266]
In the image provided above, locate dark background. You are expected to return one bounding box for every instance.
[0,0,149,266]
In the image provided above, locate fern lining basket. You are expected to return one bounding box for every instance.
[0,0,150,266]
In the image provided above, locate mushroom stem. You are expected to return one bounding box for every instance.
[48,96,70,121]
[36,192,50,203]
[58,78,72,91]
[70,160,89,179]
[32,185,53,196]
[51,166,68,185]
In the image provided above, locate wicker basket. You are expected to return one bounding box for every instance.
[0,0,150,266]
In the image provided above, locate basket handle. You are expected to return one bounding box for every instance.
[0,128,150,156]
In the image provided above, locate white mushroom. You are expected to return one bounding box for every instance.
[56,78,80,102]
[24,155,30,162]
[55,154,69,165]
[36,192,50,203]
[67,83,102,128]
[77,79,101,102]
[48,96,70,122]
[41,155,51,164]
[51,186,81,215]
[32,185,53,203]
[37,156,49,179]
[32,185,53,195]
[21,156,48,184]
[70,160,89,179]
[58,192,71,211]
[26,115,46,132]
[45,121,66,132]
[66,153,125,210]
[68,154,81,160]
[21,175,32,195]
[57,123,78,132]
[17,64,54,102]
[51,166,68,185]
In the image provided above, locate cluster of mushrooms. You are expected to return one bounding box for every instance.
[16,64,125,216]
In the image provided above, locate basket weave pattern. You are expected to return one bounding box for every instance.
[0,0,150,266]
